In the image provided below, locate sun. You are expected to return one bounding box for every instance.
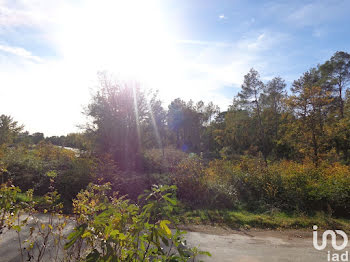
[52,0,184,100]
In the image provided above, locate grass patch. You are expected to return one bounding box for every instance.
[177,209,350,231]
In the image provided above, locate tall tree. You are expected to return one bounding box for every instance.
[142,91,167,149]
[237,68,268,161]
[167,98,187,149]
[0,115,23,145]
[289,68,333,164]
[167,99,219,153]
[219,101,257,157]
[262,77,286,139]
[320,51,350,118]
[85,72,160,170]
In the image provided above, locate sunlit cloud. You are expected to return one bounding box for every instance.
[1,0,349,135]
[0,44,42,62]
[0,0,291,134]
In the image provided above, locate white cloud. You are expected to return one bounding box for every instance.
[0,5,36,27]
[285,0,348,27]
[0,44,42,62]
[219,14,226,20]
[237,31,289,52]
[170,31,290,103]
[0,0,291,135]
[0,0,56,28]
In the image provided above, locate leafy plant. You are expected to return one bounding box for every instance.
[0,181,21,233]
[65,183,210,261]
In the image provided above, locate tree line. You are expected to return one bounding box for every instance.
[1,51,350,218]
[2,51,350,170]
[81,51,350,169]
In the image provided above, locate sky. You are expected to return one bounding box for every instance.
[1,0,350,136]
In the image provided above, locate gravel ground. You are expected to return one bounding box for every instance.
[0,219,348,262]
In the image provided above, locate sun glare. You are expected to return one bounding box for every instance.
[53,0,184,100]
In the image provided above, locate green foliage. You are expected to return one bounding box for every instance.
[167,99,218,152]
[1,181,209,261]
[206,51,350,164]
[143,147,188,173]
[0,178,70,262]
[2,51,350,249]
[85,72,167,171]
[202,158,350,216]
[0,114,23,146]
[65,183,209,261]
[0,181,21,231]
[170,156,237,209]
[1,142,95,207]
[179,209,350,230]
[171,155,207,207]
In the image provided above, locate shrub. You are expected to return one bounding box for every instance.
[1,143,95,208]
[0,181,21,231]
[203,158,350,216]
[171,155,208,207]
[1,182,210,261]
[143,147,188,173]
[67,183,210,261]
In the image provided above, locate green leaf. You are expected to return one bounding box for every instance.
[86,249,100,262]
[163,196,176,205]
[64,224,87,249]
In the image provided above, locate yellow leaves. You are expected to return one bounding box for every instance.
[264,182,278,198]
[82,231,92,238]
[159,220,172,237]
[41,224,45,230]
[110,230,119,238]
[112,216,121,226]
[28,242,34,250]
[118,233,127,240]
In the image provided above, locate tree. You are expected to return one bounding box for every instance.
[237,68,268,161]
[31,132,44,144]
[141,91,167,149]
[288,68,333,164]
[219,104,257,157]
[0,115,23,145]
[85,72,161,170]
[320,51,350,118]
[262,77,286,139]
[331,90,350,162]
[167,99,219,153]
[196,101,220,155]
[167,98,187,149]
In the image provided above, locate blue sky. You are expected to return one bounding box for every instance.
[0,0,349,135]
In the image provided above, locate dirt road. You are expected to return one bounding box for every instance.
[0,222,347,261]
[182,225,346,262]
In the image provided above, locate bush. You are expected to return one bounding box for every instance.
[204,158,350,216]
[143,147,188,173]
[143,153,350,216]
[171,155,208,207]
[0,182,210,261]
[1,142,95,208]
